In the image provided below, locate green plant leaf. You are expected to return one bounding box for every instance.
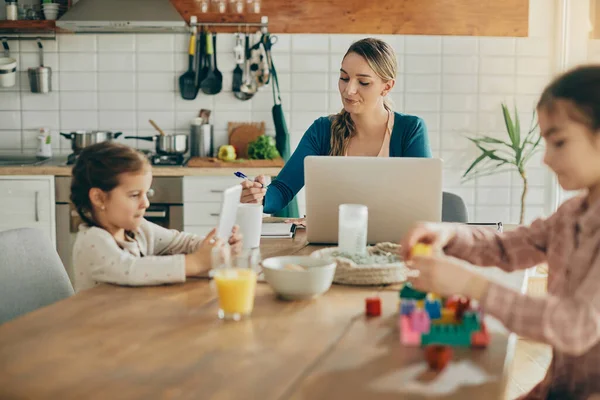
[473,143,513,164]
[467,136,515,150]
[462,167,513,183]
[463,153,488,177]
[521,135,543,166]
[501,103,518,148]
[514,106,523,165]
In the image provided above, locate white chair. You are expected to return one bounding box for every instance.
[0,228,74,324]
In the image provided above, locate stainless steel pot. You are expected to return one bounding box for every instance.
[124,134,188,155]
[28,39,51,94]
[60,131,123,153]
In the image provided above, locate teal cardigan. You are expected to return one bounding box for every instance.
[264,112,432,214]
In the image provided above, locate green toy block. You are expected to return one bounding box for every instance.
[399,282,427,300]
[422,324,473,347]
[461,311,481,331]
[421,313,481,347]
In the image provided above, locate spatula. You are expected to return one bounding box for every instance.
[232,33,244,93]
[179,31,197,100]
[200,33,220,95]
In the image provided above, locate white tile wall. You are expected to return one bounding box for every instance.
[0,0,558,223]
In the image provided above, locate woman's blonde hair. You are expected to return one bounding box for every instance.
[329,38,398,156]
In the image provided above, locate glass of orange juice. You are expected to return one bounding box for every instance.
[212,246,259,321]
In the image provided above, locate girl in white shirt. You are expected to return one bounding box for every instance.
[70,142,242,292]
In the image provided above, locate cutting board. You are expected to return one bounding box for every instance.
[228,122,265,159]
[187,157,284,168]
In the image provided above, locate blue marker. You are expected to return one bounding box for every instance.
[234,171,267,188]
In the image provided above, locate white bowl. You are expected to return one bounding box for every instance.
[44,10,58,20]
[261,256,336,301]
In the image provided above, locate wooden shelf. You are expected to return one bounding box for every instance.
[188,13,265,33]
[0,20,56,34]
[172,0,529,36]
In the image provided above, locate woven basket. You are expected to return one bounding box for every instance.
[310,243,410,286]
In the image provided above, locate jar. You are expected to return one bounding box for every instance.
[246,0,260,13]
[230,0,244,14]
[6,1,17,20]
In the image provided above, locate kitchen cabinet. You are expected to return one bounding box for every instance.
[0,176,55,247]
[172,0,529,36]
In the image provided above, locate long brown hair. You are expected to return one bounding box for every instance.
[329,38,398,156]
[537,65,600,132]
[70,142,150,227]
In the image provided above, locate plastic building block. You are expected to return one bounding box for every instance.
[399,315,421,346]
[411,243,433,258]
[455,297,471,320]
[425,345,453,371]
[365,297,381,317]
[399,282,427,300]
[416,300,425,309]
[410,309,431,333]
[425,299,441,319]
[461,311,481,331]
[421,324,473,347]
[471,321,490,347]
[445,296,460,310]
[435,308,457,325]
[400,299,416,315]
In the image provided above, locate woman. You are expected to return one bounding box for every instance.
[241,38,432,215]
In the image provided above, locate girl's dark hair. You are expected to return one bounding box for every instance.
[70,142,150,226]
[537,64,600,132]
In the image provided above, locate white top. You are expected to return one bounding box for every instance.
[72,219,203,292]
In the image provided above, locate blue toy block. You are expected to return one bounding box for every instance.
[425,299,441,319]
[400,299,416,315]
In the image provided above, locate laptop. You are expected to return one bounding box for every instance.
[305,156,443,244]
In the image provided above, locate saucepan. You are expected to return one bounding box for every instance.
[124,134,189,155]
[60,130,123,153]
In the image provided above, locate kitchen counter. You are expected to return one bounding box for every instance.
[0,157,283,177]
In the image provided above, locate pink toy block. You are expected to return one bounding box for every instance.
[410,309,431,333]
[399,315,421,346]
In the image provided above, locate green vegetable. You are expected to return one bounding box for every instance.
[247,135,280,160]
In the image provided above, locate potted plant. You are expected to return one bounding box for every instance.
[463,103,542,224]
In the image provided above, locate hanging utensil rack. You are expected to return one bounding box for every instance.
[1,33,56,41]
[189,15,268,33]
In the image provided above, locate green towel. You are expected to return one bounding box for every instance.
[265,34,299,218]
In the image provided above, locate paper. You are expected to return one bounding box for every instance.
[261,223,295,238]
[370,360,496,396]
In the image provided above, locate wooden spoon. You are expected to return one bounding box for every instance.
[149,119,166,136]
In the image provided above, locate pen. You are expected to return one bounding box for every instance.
[234,171,267,188]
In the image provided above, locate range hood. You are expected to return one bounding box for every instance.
[56,0,187,33]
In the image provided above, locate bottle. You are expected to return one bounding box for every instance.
[6,0,17,20]
[36,128,52,159]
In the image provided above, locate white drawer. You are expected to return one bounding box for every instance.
[183,202,222,225]
[184,225,215,237]
[183,177,241,203]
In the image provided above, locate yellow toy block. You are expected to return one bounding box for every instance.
[435,308,457,324]
[411,243,433,258]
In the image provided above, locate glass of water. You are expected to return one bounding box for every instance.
[338,204,368,255]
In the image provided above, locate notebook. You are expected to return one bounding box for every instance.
[261,223,296,239]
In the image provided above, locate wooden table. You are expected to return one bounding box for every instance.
[0,229,521,400]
